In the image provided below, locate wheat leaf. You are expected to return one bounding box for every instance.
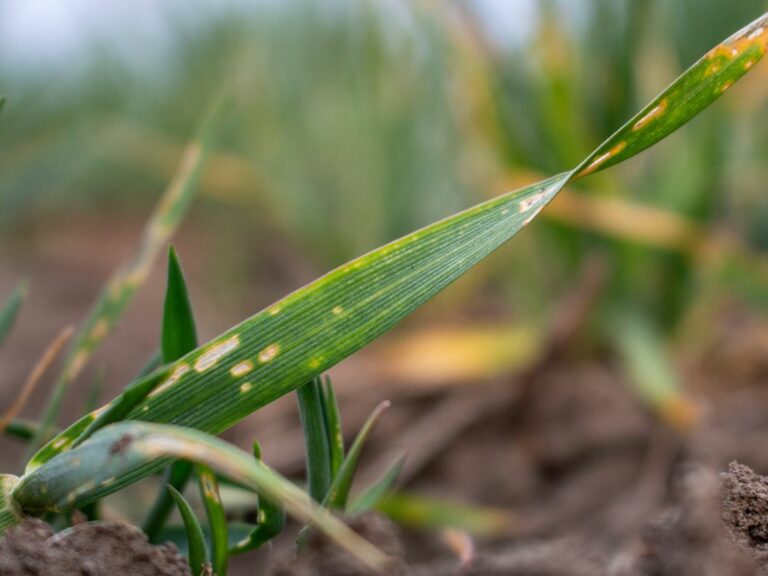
[13,422,391,572]
[27,12,768,483]
[168,485,210,576]
[197,465,228,576]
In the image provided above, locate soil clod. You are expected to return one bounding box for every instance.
[0,518,191,576]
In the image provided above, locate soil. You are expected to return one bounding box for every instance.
[0,518,191,576]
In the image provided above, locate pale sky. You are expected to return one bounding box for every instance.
[0,0,540,76]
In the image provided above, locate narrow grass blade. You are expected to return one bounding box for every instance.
[197,465,228,576]
[322,377,345,478]
[145,461,193,541]
[0,281,27,348]
[31,12,768,479]
[0,326,73,434]
[29,100,222,454]
[297,377,332,502]
[168,485,210,576]
[376,492,513,537]
[228,498,284,555]
[2,419,40,442]
[326,401,390,510]
[160,522,253,557]
[296,401,390,548]
[229,439,285,556]
[162,247,198,364]
[347,456,405,516]
[612,312,698,431]
[145,248,200,539]
[14,422,391,571]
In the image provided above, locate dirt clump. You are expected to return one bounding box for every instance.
[267,512,406,576]
[638,465,754,576]
[0,518,191,576]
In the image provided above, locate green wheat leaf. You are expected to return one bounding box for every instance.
[228,439,285,556]
[28,12,768,484]
[13,422,391,572]
[0,281,27,349]
[162,247,198,364]
[322,377,345,478]
[168,485,210,576]
[144,248,200,540]
[326,401,389,510]
[297,401,389,547]
[347,456,405,517]
[297,377,333,502]
[197,464,228,576]
[0,475,21,533]
[573,15,768,178]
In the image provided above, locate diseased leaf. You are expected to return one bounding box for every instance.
[29,13,768,487]
[0,281,27,349]
[297,377,332,502]
[168,485,210,576]
[573,15,768,178]
[197,465,228,576]
[13,422,391,572]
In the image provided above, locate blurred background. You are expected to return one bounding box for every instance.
[3,0,768,571]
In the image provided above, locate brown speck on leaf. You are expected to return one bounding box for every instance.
[110,434,134,456]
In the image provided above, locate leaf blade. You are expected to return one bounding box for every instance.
[14,422,391,572]
[197,465,228,576]
[168,485,209,576]
[162,247,198,364]
[0,281,27,348]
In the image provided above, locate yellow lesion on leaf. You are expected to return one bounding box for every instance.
[258,343,280,363]
[230,360,254,377]
[517,190,550,214]
[633,99,668,131]
[577,141,627,178]
[194,336,240,372]
[89,319,110,342]
[150,363,192,397]
[239,382,253,393]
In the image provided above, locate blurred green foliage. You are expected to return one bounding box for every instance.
[1,0,767,339]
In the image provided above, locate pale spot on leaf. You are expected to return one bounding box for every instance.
[633,99,667,131]
[258,343,280,363]
[150,363,191,397]
[230,360,254,377]
[194,336,240,372]
[240,382,253,393]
